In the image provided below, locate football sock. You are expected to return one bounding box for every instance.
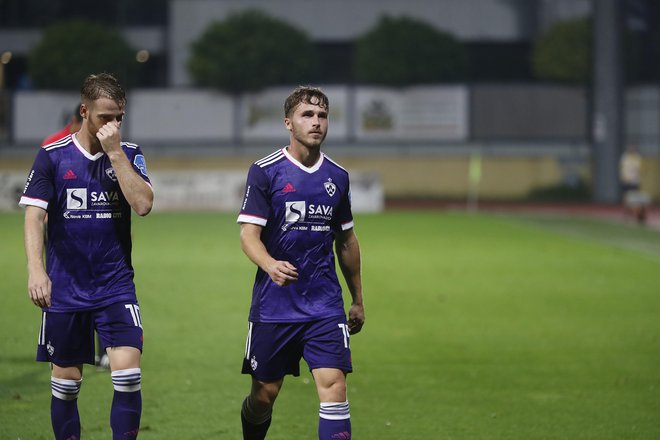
[50,376,82,440]
[318,401,351,440]
[110,368,142,439]
[241,396,272,440]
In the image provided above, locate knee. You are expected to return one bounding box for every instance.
[323,380,347,401]
[251,382,280,409]
[315,372,348,402]
[51,364,83,381]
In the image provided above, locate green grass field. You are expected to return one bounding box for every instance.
[1,210,659,439]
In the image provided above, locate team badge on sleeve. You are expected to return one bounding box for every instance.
[324,179,336,197]
[133,155,148,177]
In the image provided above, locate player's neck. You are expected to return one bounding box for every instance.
[75,130,103,155]
[287,144,321,168]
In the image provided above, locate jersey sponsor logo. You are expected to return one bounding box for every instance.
[308,204,333,219]
[66,188,87,209]
[24,170,35,193]
[63,211,92,219]
[63,169,77,180]
[283,201,306,230]
[241,185,251,210]
[283,201,334,231]
[91,191,119,203]
[96,212,122,219]
[133,154,148,177]
[324,178,336,197]
[105,167,117,182]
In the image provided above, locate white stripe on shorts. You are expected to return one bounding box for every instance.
[245,322,253,360]
[39,311,46,345]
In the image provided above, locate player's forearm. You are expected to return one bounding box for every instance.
[342,266,363,306]
[240,232,276,272]
[337,236,363,305]
[107,152,153,216]
[24,209,46,271]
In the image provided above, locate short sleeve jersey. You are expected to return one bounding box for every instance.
[237,148,354,323]
[19,134,152,312]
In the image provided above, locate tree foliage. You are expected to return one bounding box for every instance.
[532,18,592,83]
[354,15,468,86]
[532,17,640,83]
[188,10,318,93]
[28,20,138,90]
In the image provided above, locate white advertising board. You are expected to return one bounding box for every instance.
[241,86,349,142]
[355,86,469,141]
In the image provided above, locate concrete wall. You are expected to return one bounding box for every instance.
[4,153,659,204]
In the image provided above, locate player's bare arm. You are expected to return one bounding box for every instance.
[240,222,299,286]
[96,121,153,216]
[335,228,365,334]
[24,205,51,308]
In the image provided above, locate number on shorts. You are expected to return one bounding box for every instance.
[125,304,143,328]
[338,323,350,348]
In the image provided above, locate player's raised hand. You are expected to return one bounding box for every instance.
[267,260,299,286]
[96,121,122,155]
[28,268,52,308]
[347,303,365,334]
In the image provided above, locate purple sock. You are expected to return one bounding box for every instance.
[318,401,351,440]
[51,377,82,440]
[110,368,142,439]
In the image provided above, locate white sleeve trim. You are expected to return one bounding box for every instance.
[237,213,268,226]
[19,196,48,210]
[341,220,354,231]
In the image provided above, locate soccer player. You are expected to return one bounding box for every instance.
[40,103,110,371]
[20,73,153,440]
[237,86,365,440]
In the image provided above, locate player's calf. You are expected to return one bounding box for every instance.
[51,377,82,440]
[111,368,142,439]
[241,395,273,440]
[318,401,351,440]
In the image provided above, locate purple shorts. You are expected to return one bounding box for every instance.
[37,301,144,367]
[242,315,353,382]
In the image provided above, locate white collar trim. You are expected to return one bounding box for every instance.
[72,133,104,161]
[282,147,323,174]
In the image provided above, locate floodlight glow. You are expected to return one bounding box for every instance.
[136,50,150,63]
[0,51,12,65]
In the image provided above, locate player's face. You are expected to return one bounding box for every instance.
[82,97,125,143]
[285,102,328,149]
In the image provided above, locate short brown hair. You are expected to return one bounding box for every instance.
[284,86,329,117]
[80,73,126,107]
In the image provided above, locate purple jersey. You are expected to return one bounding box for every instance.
[237,148,354,323]
[19,134,151,312]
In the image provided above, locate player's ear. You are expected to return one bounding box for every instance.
[284,117,292,131]
[80,103,89,120]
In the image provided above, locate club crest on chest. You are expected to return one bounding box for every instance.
[324,179,336,197]
[105,167,117,182]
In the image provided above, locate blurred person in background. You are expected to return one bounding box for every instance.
[41,104,83,146]
[20,73,153,439]
[619,144,648,224]
[236,86,365,440]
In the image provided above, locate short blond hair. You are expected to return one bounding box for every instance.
[80,73,126,107]
[284,86,328,117]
